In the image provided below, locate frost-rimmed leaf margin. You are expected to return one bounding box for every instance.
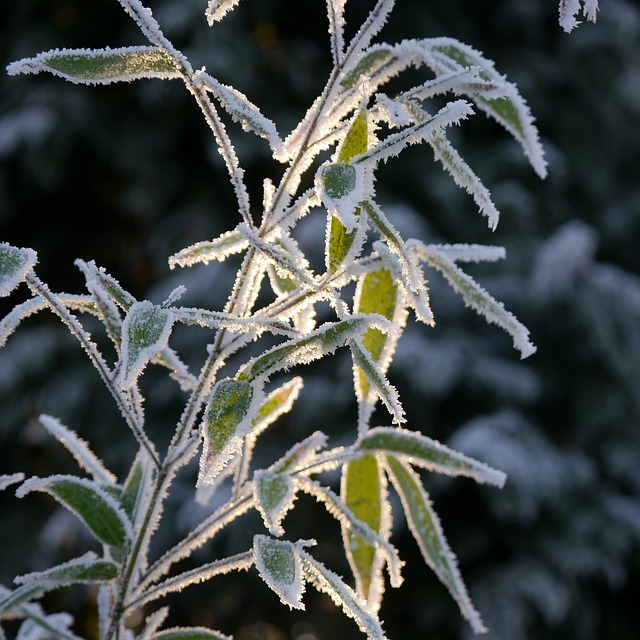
[358,426,506,487]
[16,475,132,551]
[0,243,37,298]
[6,46,182,85]
[385,455,487,635]
[152,628,233,640]
[253,535,306,610]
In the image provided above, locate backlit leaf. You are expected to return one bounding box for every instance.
[385,456,486,634]
[7,46,181,85]
[0,243,37,298]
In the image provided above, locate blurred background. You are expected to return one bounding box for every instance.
[1,1,639,639]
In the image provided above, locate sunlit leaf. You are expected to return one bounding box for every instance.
[16,475,131,551]
[7,46,181,85]
[0,243,37,298]
[253,470,297,536]
[15,552,118,588]
[358,427,506,487]
[385,455,486,634]
[116,301,175,388]
[153,628,232,640]
[253,535,305,610]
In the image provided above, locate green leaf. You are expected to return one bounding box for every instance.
[358,427,506,487]
[338,111,369,162]
[117,301,175,388]
[15,552,118,587]
[340,46,394,90]
[16,475,131,550]
[326,215,359,274]
[385,455,486,634]
[198,378,262,484]
[253,470,297,536]
[7,46,181,85]
[239,315,389,382]
[0,243,37,297]
[253,535,305,610]
[322,162,357,200]
[341,454,387,610]
[153,629,232,640]
[169,229,249,269]
[252,377,304,434]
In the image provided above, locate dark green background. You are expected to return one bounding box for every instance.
[1,1,639,639]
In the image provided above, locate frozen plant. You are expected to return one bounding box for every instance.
[0,1,598,639]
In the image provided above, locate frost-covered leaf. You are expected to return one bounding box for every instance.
[363,202,433,325]
[137,607,169,640]
[344,0,396,65]
[359,427,506,487]
[418,38,547,178]
[153,628,232,640]
[270,431,329,474]
[116,301,175,388]
[326,110,370,273]
[353,267,407,429]
[559,0,599,32]
[355,99,474,168]
[430,132,500,230]
[0,473,24,492]
[39,415,116,485]
[341,455,390,611]
[238,315,391,382]
[253,536,305,610]
[16,475,131,551]
[198,72,284,156]
[385,455,486,634]
[428,243,506,264]
[120,450,151,524]
[410,240,536,358]
[340,46,395,91]
[15,552,118,588]
[349,337,404,425]
[327,0,347,64]
[14,612,77,640]
[206,0,244,25]
[7,46,181,85]
[0,243,37,298]
[169,229,249,269]
[198,378,264,485]
[300,549,387,640]
[253,470,297,536]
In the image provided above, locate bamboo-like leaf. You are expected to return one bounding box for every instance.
[358,427,506,487]
[410,240,536,358]
[253,536,305,610]
[417,38,547,178]
[253,470,297,536]
[270,431,329,474]
[385,455,486,634]
[341,454,389,611]
[16,475,131,551]
[116,301,175,388]
[15,552,118,588]
[559,0,599,33]
[238,315,391,383]
[199,72,284,156]
[7,46,181,85]
[300,549,388,640]
[198,378,264,485]
[0,243,37,298]
[206,0,245,25]
[340,46,395,91]
[169,229,249,269]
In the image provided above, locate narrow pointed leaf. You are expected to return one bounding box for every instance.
[410,240,536,358]
[270,431,329,474]
[117,301,175,388]
[385,455,486,634]
[358,427,506,487]
[300,550,387,640]
[16,475,131,551]
[339,46,394,91]
[252,377,304,435]
[341,454,389,611]
[253,536,305,610]
[0,473,24,492]
[169,229,249,269]
[253,470,297,536]
[239,315,390,382]
[0,243,37,297]
[198,378,263,485]
[206,0,244,25]
[7,46,181,85]
[15,552,118,587]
